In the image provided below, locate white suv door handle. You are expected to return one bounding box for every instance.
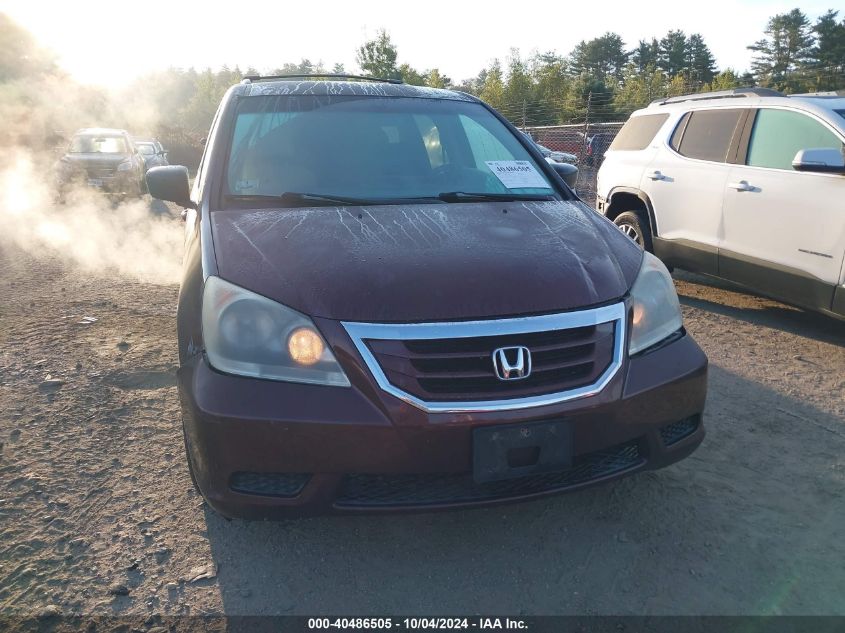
[647,170,666,181]
[728,180,754,192]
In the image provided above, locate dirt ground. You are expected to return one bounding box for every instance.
[1,201,844,620]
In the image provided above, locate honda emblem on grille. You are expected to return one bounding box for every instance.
[492,346,532,381]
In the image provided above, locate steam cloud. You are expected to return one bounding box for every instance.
[0,150,183,285]
[0,22,186,286]
[0,50,183,283]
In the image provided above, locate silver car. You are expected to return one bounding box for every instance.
[134,139,169,171]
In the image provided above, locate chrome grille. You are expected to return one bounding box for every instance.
[85,162,117,178]
[343,303,626,413]
[368,323,613,400]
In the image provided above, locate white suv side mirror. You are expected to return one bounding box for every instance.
[792,148,845,174]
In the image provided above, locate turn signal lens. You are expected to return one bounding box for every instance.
[628,252,683,354]
[287,327,324,366]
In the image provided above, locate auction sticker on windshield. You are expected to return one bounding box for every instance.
[485,161,548,189]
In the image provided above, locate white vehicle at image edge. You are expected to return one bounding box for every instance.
[595,87,845,319]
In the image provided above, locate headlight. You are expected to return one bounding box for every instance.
[628,252,683,355]
[202,276,350,386]
[117,160,133,172]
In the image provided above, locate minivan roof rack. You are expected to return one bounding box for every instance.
[650,87,785,106]
[241,73,404,85]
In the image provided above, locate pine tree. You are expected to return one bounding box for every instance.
[658,30,688,77]
[569,33,628,84]
[479,60,506,110]
[424,68,451,89]
[504,50,534,125]
[809,10,845,89]
[706,69,742,91]
[616,63,666,110]
[686,34,717,84]
[632,39,660,73]
[398,64,426,86]
[356,30,400,79]
[748,9,814,90]
[530,52,569,124]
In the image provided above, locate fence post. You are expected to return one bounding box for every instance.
[580,91,592,166]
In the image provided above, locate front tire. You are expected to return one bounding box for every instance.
[613,211,653,252]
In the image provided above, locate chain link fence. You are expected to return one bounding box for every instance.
[524,121,625,205]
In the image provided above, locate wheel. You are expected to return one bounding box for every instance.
[613,211,653,252]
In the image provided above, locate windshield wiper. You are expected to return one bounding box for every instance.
[225,191,391,206]
[436,191,557,203]
[225,191,558,207]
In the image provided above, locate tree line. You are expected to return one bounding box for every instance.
[1,7,843,159]
[141,7,844,132]
[356,8,844,125]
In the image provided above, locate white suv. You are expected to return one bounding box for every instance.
[596,87,845,319]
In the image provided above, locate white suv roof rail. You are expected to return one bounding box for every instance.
[649,87,785,107]
[791,90,845,97]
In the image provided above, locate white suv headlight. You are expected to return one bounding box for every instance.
[202,276,350,386]
[628,252,683,355]
[117,160,133,172]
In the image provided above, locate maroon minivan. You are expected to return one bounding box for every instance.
[146,76,707,518]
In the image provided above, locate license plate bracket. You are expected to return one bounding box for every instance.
[473,420,573,484]
[87,178,103,188]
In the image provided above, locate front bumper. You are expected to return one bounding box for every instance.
[57,171,136,194]
[179,331,707,519]
[596,195,608,215]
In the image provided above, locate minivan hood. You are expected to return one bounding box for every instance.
[211,201,643,322]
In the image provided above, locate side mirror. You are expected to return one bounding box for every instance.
[551,162,578,188]
[792,148,845,174]
[146,165,195,208]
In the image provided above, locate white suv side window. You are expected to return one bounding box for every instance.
[671,109,745,163]
[747,109,844,170]
[607,113,669,151]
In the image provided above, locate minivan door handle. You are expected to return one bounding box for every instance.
[647,170,666,181]
[728,180,754,192]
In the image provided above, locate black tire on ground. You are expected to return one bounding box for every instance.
[613,210,653,252]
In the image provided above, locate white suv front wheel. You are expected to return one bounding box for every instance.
[613,211,652,252]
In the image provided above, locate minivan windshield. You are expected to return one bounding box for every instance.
[69,135,128,154]
[224,95,559,205]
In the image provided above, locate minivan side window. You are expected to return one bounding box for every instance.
[746,108,844,171]
[608,114,669,151]
[673,109,744,163]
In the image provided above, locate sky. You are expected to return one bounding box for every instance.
[1,0,838,87]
